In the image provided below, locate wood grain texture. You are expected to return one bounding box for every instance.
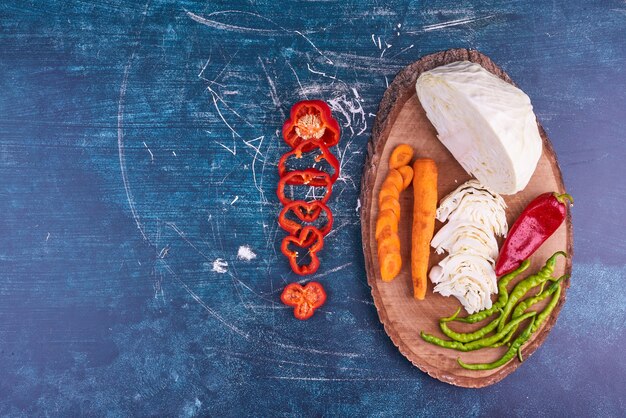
[361,49,573,387]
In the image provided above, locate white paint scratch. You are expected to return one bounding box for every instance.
[294,30,333,64]
[262,376,411,382]
[346,296,375,306]
[327,92,367,137]
[186,10,283,35]
[285,59,308,99]
[187,10,331,63]
[421,15,495,32]
[142,141,154,161]
[206,85,255,128]
[209,91,241,138]
[237,245,257,261]
[212,258,228,274]
[215,140,236,156]
[271,341,361,358]
[305,262,353,281]
[118,60,150,244]
[167,222,213,262]
[389,44,414,59]
[243,135,268,204]
[355,198,361,213]
[160,261,249,339]
[217,350,374,372]
[306,63,337,80]
[230,196,239,205]
[158,246,169,258]
[258,56,285,119]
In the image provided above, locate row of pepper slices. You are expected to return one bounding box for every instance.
[276,100,341,320]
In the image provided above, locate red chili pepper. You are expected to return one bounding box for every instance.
[278,140,340,186]
[276,169,333,205]
[282,100,341,150]
[280,281,327,320]
[281,226,324,275]
[278,200,334,236]
[495,192,573,276]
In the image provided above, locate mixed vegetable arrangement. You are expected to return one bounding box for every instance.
[370,61,574,371]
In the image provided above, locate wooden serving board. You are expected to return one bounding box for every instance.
[360,49,573,388]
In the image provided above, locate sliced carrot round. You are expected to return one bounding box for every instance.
[378,184,400,206]
[389,144,414,169]
[375,209,398,240]
[379,196,401,219]
[380,252,402,282]
[380,178,401,198]
[383,169,404,192]
[377,226,400,257]
[397,165,414,190]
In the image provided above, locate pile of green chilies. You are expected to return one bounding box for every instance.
[420,251,569,370]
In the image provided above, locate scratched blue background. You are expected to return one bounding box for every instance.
[1,0,625,416]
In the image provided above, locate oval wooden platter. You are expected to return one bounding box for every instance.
[360,49,573,388]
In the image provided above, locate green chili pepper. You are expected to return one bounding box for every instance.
[513,276,564,319]
[531,276,564,333]
[458,318,536,370]
[537,281,547,294]
[439,310,503,343]
[442,260,531,325]
[497,251,566,333]
[492,275,566,349]
[491,329,515,348]
[440,306,462,322]
[421,311,536,352]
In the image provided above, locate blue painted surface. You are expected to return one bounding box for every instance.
[1,0,625,416]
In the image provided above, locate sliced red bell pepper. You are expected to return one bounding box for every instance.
[280,281,327,320]
[278,140,340,186]
[282,100,340,150]
[280,226,324,275]
[278,200,334,236]
[276,169,333,205]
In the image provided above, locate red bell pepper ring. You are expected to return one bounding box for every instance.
[282,100,341,150]
[276,169,333,205]
[281,226,324,275]
[280,281,327,320]
[278,140,340,186]
[278,200,334,236]
[495,192,574,276]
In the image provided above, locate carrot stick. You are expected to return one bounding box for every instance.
[411,158,438,300]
